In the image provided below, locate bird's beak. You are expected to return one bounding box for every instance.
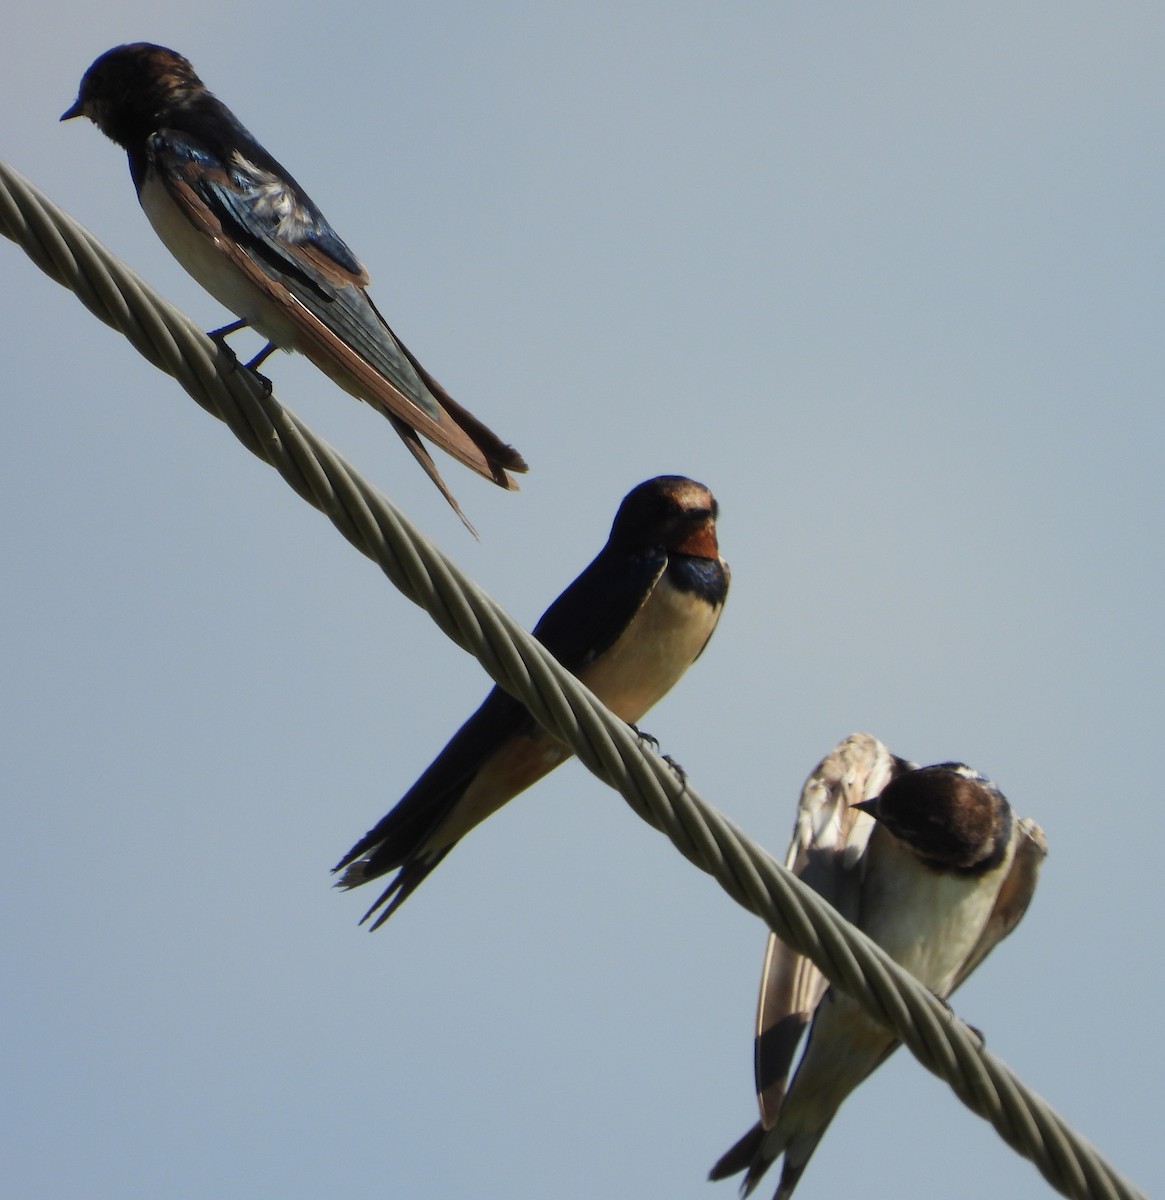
[852,798,880,817]
[60,99,84,121]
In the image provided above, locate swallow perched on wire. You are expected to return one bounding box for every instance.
[61,43,526,531]
[334,475,729,928]
[710,733,1047,1200]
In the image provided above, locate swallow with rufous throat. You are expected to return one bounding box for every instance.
[62,42,526,531]
[334,475,729,928]
[710,732,1047,1200]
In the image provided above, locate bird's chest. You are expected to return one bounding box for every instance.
[138,171,301,348]
[859,831,1001,995]
[577,573,719,724]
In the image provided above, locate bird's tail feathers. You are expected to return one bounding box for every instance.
[388,415,479,536]
[708,1121,769,1191]
[332,848,453,931]
[396,340,528,484]
[709,1103,839,1199]
[355,849,453,930]
[771,1127,830,1200]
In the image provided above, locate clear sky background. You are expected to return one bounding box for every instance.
[1,5,1160,1199]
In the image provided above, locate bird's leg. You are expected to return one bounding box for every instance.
[246,342,278,371]
[206,308,277,382]
[205,319,249,374]
[208,317,249,344]
[237,342,279,394]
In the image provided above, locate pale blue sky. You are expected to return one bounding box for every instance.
[1,5,1160,1198]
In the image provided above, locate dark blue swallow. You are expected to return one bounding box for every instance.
[710,734,1047,1200]
[62,43,527,530]
[333,475,729,928]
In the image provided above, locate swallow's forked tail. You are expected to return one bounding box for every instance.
[708,1118,831,1200]
[387,413,480,536]
[334,846,454,931]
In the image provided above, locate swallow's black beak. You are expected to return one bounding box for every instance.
[852,798,880,818]
[60,99,84,122]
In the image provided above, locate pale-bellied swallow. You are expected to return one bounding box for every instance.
[710,732,1047,1200]
[62,43,527,530]
[334,475,729,928]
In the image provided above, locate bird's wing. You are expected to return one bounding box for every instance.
[148,130,525,488]
[949,815,1048,992]
[754,732,914,1127]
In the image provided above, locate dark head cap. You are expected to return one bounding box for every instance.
[855,763,1013,874]
[62,43,204,146]
[608,475,720,558]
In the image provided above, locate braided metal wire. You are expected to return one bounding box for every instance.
[0,157,1143,1200]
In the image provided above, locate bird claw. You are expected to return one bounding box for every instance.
[629,725,687,786]
[207,327,243,374]
[248,367,274,395]
[932,992,985,1047]
[205,321,274,391]
[631,724,660,753]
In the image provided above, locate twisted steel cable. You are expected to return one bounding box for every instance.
[0,157,1143,1200]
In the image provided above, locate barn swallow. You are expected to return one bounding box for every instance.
[710,733,1046,1200]
[334,475,729,928]
[61,43,526,530]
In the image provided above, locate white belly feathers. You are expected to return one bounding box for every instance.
[578,569,722,726]
[138,171,303,350]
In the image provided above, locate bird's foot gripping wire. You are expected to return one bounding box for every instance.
[630,725,688,788]
[631,724,660,754]
[932,991,985,1047]
[206,321,275,392]
[206,318,247,373]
